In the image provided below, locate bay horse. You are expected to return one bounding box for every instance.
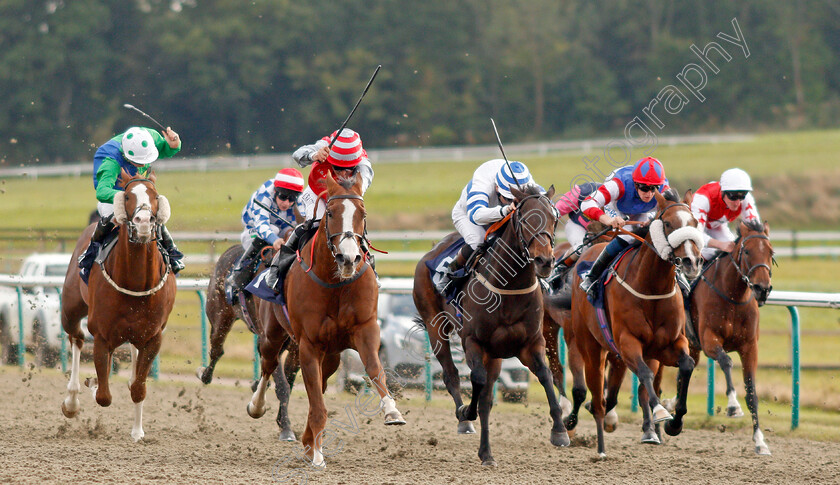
[686,219,774,455]
[247,172,404,469]
[560,189,704,458]
[60,172,177,442]
[414,184,572,466]
[196,244,300,441]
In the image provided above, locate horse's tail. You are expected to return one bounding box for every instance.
[544,291,572,311]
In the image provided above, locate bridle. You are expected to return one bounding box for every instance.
[122,178,161,244]
[510,193,557,262]
[699,231,775,306]
[322,193,366,263]
[649,202,703,268]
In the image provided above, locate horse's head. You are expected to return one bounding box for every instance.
[510,184,557,278]
[649,189,703,279]
[113,171,170,244]
[323,172,366,279]
[735,219,774,306]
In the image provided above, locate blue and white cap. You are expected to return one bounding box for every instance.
[496,161,533,199]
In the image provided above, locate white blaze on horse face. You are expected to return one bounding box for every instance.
[338,199,360,262]
[130,184,154,238]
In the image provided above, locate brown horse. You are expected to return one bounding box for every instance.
[559,190,704,458]
[686,219,774,455]
[247,173,404,469]
[414,184,571,466]
[196,244,300,441]
[60,172,177,441]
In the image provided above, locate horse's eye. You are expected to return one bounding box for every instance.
[664,221,671,228]
[744,249,750,256]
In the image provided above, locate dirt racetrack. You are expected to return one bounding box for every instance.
[1,366,838,485]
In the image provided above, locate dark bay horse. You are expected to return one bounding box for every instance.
[685,219,774,455]
[560,190,704,458]
[60,172,177,441]
[414,185,572,466]
[196,244,300,441]
[248,173,404,469]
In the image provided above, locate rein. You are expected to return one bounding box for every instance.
[699,233,773,306]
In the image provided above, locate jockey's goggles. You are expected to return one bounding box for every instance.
[723,191,748,201]
[275,192,299,203]
[634,183,657,193]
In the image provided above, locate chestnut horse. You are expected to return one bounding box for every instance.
[60,172,176,441]
[247,173,404,469]
[687,219,774,454]
[196,244,300,441]
[561,190,704,458]
[414,184,572,466]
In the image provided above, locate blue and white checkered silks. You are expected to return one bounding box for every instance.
[495,161,532,199]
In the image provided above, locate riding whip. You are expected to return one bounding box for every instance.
[123,104,167,132]
[326,65,382,151]
[252,199,295,229]
[490,118,523,191]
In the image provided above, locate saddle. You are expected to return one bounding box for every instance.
[427,235,498,302]
[79,227,171,284]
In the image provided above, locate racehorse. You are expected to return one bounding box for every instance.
[196,244,300,441]
[559,189,704,458]
[414,184,572,466]
[684,219,774,455]
[247,172,404,469]
[60,172,177,442]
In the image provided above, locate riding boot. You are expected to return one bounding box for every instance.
[159,225,185,274]
[436,244,475,294]
[578,248,614,295]
[265,223,307,292]
[78,214,116,282]
[225,238,269,304]
[547,250,580,292]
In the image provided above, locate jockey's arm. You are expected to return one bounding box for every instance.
[741,193,760,223]
[95,158,127,203]
[142,127,181,158]
[248,188,282,247]
[690,191,714,248]
[292,139,328,167]
[357,158,374,194]
[581,180,623,228]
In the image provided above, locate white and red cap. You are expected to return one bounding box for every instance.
[325,128,364,168]
[273,167,304,192]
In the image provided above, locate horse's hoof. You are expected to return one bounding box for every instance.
[457,421,476,434]
[661,398,676,414]
[61,400,79,419]
[565,427,576,439]
[550,430,570,447]
[563,414,578,432]
[456,404,475,422]
[596,452,607,461]
[641,430,661,444]
[131,428,145,442]
[652,404,673,423]
[278,429,296,442]
[84,377,97,389]
[756,444,772,456]
[481,459,497,467]
[664,419,683,437]
[559,396,573,419]
[196,367,212,384]
[311,459,326,470]
[247,402,266,419]
[384,411,406,425]
[727,406,744,418]
[604,409,619,433]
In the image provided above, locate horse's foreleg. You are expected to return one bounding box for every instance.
[196,312,236,384]
[621,337,671,425]
[603,355,627,433]
[298,340,328,469]
[563,337,587,433]
[519,347,570,447]
[273,342,297,441]
[740,343,770,455]
[61,339,84,418]
[583,347,607,458]
[659,341,695,437]
[128,336,162,442]
[477,357,502,466]
[248,335,284,419]
[709,346,743,418]
[426,326,471,432]
[90,337,112,407]
[637,360,661,444]
[353,323,405,425]
[457,337,487,424]
[544,317,573,419]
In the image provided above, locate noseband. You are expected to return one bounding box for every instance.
[323,194,366,262]
[511,193,556,262]
[122,178,161,244]
[649,202,704,267]
[731,234,774,286]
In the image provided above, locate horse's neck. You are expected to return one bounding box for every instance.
[108,225,163,286]
[625,238,675,293]
[479,225,535,287]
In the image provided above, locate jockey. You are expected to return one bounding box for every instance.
[78,126,184,280]
[265,128,374,291]
[578,157,671,295]
[691,168,760,261]
[224,168,305,303]
[436,159,542,294]
[545,182,601,291]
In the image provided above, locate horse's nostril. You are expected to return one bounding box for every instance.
[354,255,362,264]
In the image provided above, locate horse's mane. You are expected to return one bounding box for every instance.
[737,219,765,236]
[520,184,543,197]
[333,174,358,192]
[662,188,680,202]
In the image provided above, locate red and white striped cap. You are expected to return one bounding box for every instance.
[273,167,304,192]
[325,129,364,168]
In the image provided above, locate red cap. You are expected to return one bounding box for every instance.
[273,168,304,192]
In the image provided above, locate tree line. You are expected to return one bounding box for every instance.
[0,0,837,166]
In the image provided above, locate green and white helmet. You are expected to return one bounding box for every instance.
[122,127,159,164]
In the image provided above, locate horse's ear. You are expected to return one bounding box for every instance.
[118,168,132,189]
[763,220,770,236]
[510,186,526,202]
[654,189,667,207]
[324,171,337,193]
[148,170,157,184]
[156,195,171,224]
[113,191,127,224]
[545,184,555,200]
[682,188,693,206]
